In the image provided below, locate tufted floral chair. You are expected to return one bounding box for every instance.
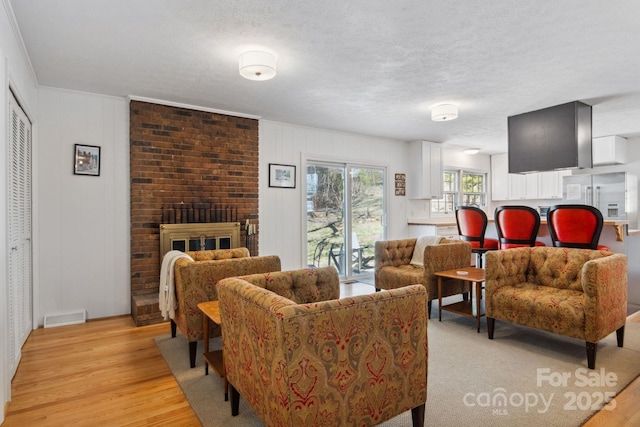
[172,248,281,368]
[374,238,472,318]
[485,246,627,369]
[217,266,428,427]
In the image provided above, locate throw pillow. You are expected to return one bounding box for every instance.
[410,235,444,267]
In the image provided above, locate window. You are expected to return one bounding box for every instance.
[461,172,486,206]
[431,170,458,214]
[431,170,487,214]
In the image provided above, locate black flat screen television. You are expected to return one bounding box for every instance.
[508,101,592,173]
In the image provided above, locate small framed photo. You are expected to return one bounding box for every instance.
[269,163,296,188]
[74,144,101,176]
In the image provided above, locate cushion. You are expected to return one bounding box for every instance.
[410,235,444,267]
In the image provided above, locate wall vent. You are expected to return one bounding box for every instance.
[44,310,87,328]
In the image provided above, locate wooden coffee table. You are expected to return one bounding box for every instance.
[198,300,228,401]
[434,267,485,332]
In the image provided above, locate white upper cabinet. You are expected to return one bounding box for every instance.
[593,136,627,166]
[491,153,569,200]
[408,140,443,199]
[538,170,570,199]
[491,153,509,200]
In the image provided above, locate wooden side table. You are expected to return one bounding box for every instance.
[197,300,228,401]
[434,267,485,332]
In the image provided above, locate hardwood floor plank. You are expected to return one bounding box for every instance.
[4,316,199,427]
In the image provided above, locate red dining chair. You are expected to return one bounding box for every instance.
[494,205,546,249]
[456,206,499,268]
[547,204,610,251]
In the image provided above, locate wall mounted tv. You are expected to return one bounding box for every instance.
[508,101,592,173]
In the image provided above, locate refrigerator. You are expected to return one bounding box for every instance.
[562,172,638,227]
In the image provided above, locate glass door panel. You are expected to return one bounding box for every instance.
[349,167,384,275]
[306,164,346,274]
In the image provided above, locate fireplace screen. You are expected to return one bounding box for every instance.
[160,222,241,258]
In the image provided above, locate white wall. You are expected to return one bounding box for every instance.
[1,0,39,420]
[37,87,130,323]
[258,120,410,270]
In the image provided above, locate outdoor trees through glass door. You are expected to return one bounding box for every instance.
[306,162,385,279]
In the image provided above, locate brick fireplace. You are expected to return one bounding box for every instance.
[129,101,259,326]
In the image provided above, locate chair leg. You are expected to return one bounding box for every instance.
[411,403,425,427]
[189,341,197,368]
[586,341,597,369]
[230,383,240,416]
[427,300,432,319]
[487,317,495,339]
[170,319,177,338]
[616,325,625,347]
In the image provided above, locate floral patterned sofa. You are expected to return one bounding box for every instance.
[374,237,472,317]
[172,248,281,367]
[485,247,627,369]
[217,267,428,427]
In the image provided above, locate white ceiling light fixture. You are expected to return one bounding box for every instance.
[431,104,459,121]
[463,148,480,155]
[239,50,277,81]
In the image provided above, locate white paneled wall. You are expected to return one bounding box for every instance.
[37,87,130,323]
[259,120,409,270]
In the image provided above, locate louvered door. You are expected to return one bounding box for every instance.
[7,92,33,377]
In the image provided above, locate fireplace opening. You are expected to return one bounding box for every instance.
[160,222,241,258]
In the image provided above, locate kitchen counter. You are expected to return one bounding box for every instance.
[408,218,630,241]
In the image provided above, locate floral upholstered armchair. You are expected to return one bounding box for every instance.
[217,267,428,427]
[485,247,627,369]
[375,237,472,318]
[171,248,281,367]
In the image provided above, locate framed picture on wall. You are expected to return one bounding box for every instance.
[74,144,101,176]
[269,163,296,188]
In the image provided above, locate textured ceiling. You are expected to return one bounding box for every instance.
[10,0,640,153]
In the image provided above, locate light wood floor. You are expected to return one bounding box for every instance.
[3,286,640,426]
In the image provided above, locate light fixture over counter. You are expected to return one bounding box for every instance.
[431,104,458,121]
[239,50,277,81]
[463,148,480,155]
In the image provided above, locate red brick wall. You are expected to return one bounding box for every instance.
[129,100,259,325]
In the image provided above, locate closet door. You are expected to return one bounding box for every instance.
[7,93,33,377]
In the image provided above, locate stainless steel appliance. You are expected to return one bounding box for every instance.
[538,206,550,219]
[562,172,638,227]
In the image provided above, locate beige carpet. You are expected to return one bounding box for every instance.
[155,311,640,427]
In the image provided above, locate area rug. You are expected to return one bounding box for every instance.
[155,311,640,427]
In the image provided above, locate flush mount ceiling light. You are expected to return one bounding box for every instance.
[431,104,458,121]
[239,50,277,81]
[463,148,480,155]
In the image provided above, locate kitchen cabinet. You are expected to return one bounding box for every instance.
[492,153,530,200]
[593,136,627,166]
[408,140,443,199]
[491,153,509,200]
[509,173,527,199]
[538,170,571,199]
[491,153,570,200]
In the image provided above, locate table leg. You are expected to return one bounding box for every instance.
[475,281,482,333]
[203,313,209,375]
[438,277,443,322]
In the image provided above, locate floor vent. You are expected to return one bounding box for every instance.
[44,310,87,328]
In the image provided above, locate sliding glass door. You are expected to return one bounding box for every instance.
[306,161,385,279]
